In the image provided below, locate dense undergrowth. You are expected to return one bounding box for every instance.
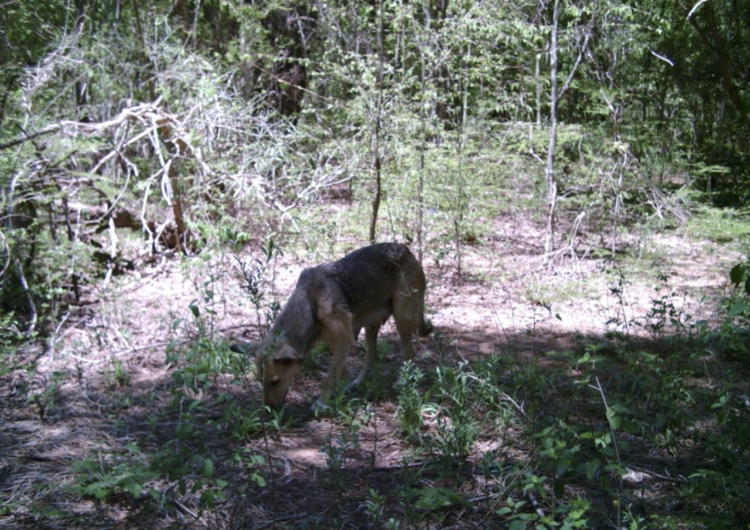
[2,229,749,529]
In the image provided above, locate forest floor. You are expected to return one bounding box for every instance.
[0,208,746,530]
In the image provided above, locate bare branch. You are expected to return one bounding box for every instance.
[0,124,62,150]
[686,0,710,20]
[557,2,598,100]
[0,97,165,151]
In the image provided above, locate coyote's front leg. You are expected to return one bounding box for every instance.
[316,314,355,410]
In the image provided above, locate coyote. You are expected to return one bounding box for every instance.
[235,243,430,409]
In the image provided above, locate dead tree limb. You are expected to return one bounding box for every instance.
[0,124,62,150]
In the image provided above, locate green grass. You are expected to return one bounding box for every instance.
[679,206,750,246]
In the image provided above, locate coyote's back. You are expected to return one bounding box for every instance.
[330,242,430,337]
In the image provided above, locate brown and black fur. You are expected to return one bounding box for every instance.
[236,243,430,409]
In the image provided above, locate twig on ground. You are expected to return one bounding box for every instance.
[256,513,308,529]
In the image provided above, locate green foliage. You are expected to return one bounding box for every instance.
[706,258,750,361]
[431,364,481,460]
[681,208,750,245]
[69,282,274,512]
[319,401,372,491]
[73,439,234,512]
[7,0,746,350]
[0,0,74,86]
[414,486,468,512]
[72,443,160,501]
[397,357,515,462]
[0,312,23,367]
[105,358,131,388]
[235,235,283,332]
[396,361,428,442]
[678,385,750,528]
[29,370,68,421]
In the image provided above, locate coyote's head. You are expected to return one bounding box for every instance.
[239,338,301,409]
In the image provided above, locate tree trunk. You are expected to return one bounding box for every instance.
[544,0,560,255]
[369,0,385,244]
[131,0,155,100]
[535,54,542,127]
[168,160,187,253]
[417,38,426,263]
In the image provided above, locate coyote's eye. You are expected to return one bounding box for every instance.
[270,376,281,387]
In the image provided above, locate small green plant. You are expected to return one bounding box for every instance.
[383,517,401,530]
[706,258,750,361]
[498,492,592,530]
[415,486,468,511]
[231,449,266,488]
[396,361,428,442]
[431,363,479,461]
[559,497,594,530]
[149,446,229,510]
[638,270,698,342]
[236,236,283,332]
[220,399,263,441]
[364,488,387,527]
[320,428,357,490]
[186,265,222,338]
[72,442,159,501]
[319,401,372,490]
[605,266,635,335]
[106,358,131,387]
[29,370,67,421]
[413,485,467,527]
[263,404,288,434]
[0,311,23,368]
[470,354,516,432]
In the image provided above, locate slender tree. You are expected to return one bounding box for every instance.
[544,0,595,256]
[369,0,385,244]
[544,0,560,255]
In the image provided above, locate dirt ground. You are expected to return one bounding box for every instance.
[0,213,741,529]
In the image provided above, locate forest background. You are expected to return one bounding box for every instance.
[1,1,750,529]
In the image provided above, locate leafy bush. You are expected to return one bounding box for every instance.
[706,259,750,360]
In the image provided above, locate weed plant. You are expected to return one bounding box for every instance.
[49,236,750,528]
[431,363,480,461]
[71,243,286,513]
[396,361,428,442]
[375,260,749,529]
[319,399,373,490]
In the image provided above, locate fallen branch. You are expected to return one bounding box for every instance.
[15,259,37,337]
[0,97,165,151]
[0,230,9,278]
[0,123,62,150]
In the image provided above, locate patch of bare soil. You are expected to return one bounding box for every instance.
[0,213,742,529]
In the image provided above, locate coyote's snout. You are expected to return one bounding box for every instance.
[235,243,430,409]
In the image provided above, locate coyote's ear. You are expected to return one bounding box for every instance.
[230,341,262,358]
[272,344,299,366]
